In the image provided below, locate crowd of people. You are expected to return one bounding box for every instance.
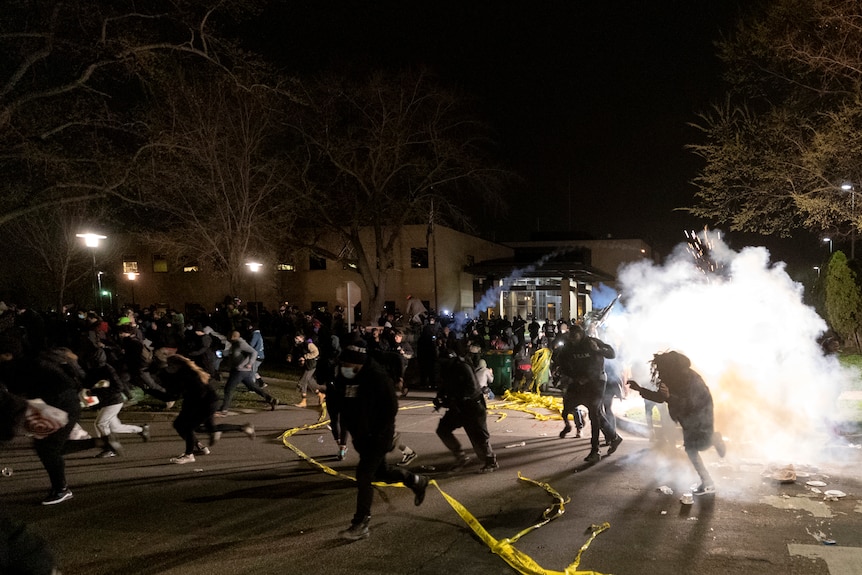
[0,295,731,548]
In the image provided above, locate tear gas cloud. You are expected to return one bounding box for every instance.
[601,232,855,466]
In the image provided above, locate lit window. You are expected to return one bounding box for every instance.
[276,263,295,271]
[183,265,199,272]
[152,255,167,273]
[122,257,139,274]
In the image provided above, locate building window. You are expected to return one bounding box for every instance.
[411,247,429,268]
[276,263,295,271]
[309,255,326,270]
[152,254,168,273]
[122,257,139,274]
[183,265,199,272]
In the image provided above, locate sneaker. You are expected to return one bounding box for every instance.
[170,453,195,464]
[412,474,429,506]
[269,397,279,411]
[193,444,211,456]
[339,519,370,541]
[584,450,601,463]
[140,424,150,442]
[397,450,417,466]
[692,483,716,496]
[559,426,571,439]
[607,435,623,455]
[479,461,499,473]
[95,450,117,458]
[337,445,348,461]
[713,432,727,458]
[242,424,256,440]
[42,488,73,506]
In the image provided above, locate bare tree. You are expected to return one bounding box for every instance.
[285,68,510,316]
[688,0,862,243]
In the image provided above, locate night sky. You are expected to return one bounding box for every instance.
[252,1,822,270]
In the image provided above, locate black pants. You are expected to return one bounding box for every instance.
[562,382,614,452]
[33,389,81,492]
[351,433,416,524]
[436,398,495,463]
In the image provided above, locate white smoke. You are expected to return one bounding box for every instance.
[601,233,854,466]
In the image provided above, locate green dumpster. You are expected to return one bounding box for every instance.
[483,350,513,396]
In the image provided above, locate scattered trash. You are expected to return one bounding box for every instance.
[505,429,513,433]
[417,465,436,472]
[806,480,827,487]
[539,433,548,436]
[1,467,12,477]
[823,539,837,545]
[810,487,823,494]
[504,441,526,449]
[680,493,694,505]
[770,466,797,483]
[657,485,674,495]
[317,436,325,443]
[824,490,846,500]
[660,510,667,515]
[194,468,204,472]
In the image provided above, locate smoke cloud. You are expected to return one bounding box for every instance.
[602,233,854,467]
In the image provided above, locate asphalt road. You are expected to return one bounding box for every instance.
[3,390,862,575]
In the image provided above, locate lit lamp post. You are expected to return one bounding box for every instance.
[842,183,856,259]
[126,272,138,306]
[76,232,107,315]
[823,237,833,253]
[814,266,821,277]
[246,262,262,304]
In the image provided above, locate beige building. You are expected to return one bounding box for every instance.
[100,227,651,324]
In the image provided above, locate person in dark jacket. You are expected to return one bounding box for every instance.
[627,350,726,495]
[0,337,83,505]
[433,352,498,473]
[335,338,430,541]
[556,323,621,463]
[185,323,216,378]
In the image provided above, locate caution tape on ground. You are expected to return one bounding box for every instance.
[280,400,611,575]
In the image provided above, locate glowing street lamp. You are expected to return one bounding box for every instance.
[246,262,262,303]
[813,266,820,277]
[126,272,138,306]
[76,232,107,315]
[823,237,833,253]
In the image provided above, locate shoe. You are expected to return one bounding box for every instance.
[193,443,210,456]
[242,424,255,440]
[451,452,471,470]
[294,398,307,408]
[713,432,727,458]
[140,424,150,442]
[214,411,228,418]
[584,450,601,463]
[269,397,279,411]
[337,445,348,460]
[575,428,582,438]
[42,488,73,506]
[479,461,499,473]
[692,483,716,496]
[95,450,116,458]
[170,453,195,464]
[607,435,623,455]
[411,474,429,506]
[339,519,370,541]
[559,426,571,439]
[397,450,417,466]
[210,431,222,446]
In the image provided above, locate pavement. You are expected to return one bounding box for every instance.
[4,382,862,575]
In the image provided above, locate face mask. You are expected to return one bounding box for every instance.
[340,366,358,379]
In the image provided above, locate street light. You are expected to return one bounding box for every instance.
[814,266,821,277]
[245,262,262,304]
[126,272,138,306]
[842,183,856,259]
[76,232,107,315]
[823,237,833,253]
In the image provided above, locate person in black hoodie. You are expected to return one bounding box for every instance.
[0,336,83,505]
[627,351,726,495]
[335,338,430,541]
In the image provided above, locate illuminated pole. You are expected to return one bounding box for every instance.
[126,272,138,306]
[76,233,107,314]
[823,237,833,253]
[842,183,856,260]
[246,262,262,304]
